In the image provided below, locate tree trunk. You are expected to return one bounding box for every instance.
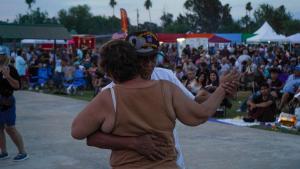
[148,10,152,22]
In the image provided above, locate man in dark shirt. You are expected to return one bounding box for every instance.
[182,44,191,58]
[0,51,28,161]
[244,83,276,122]
[268,68,283,99]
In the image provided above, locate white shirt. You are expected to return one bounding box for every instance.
[102,67,193,169]
[15,55,27,76]
[235,54,251,72]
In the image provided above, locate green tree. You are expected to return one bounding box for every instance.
[244,2,253,30]
[88,15,121,34]
[14,8,58,24]
[144,0,152,22]
[283,19,300,35]
[163,14,191,33]
[138,22,161,32]
[109,0,117,16]
[160,12,173,28]
[246,2,253,17]
[57,4,123,34]
[254,4,291,33]
[25,0,36,10]
[183,0,225,32]
[58,5,93,34]
[218,3,236,32]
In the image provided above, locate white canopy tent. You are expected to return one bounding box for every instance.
[247,22,287,43]
[287,33,300,43]
[254,22,276,35]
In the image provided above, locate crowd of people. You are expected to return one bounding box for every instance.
[4,38,300,123]
[158,43,300,122]
[8,46,111,96]
[1,30,300,168]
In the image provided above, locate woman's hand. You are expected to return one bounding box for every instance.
[219,70,240,97]
[133,134,169,161]
[0,66,10,78]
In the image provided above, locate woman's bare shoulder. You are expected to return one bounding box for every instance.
[159,80,179,90]
[91,88,114,111]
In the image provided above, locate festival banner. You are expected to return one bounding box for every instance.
[120,8,128,33]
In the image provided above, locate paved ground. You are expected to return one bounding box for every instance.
[1,91,300,169]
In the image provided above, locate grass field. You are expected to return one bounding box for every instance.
[224,91,250,118]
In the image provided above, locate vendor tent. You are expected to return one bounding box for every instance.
[209,35,231,43]
[157,33,185,43]
[247,32,286,43]
[185,33,214,39]
[287,33,300,43]
[216,33,242,44]
[254,22,276,35]
[247,22,287,43]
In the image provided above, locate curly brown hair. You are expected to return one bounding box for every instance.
[99,40,141,83]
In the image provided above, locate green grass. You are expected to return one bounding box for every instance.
[65,90,94,101]
[224,91,250,119]
[54,90,95,101]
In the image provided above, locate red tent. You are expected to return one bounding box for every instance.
[185,33,214,39]
[157,33,186,43]
[209,35,231,43]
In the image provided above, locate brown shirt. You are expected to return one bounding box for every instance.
[110,80,179,169]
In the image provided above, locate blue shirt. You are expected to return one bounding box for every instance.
[15,55,27,76]
[283,75,300,94]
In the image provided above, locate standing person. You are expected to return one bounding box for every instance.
[95,32,195,168]
[0,50,28,161]
[72,39,239,169]
[79,32,238,169]
[15,49,27,89]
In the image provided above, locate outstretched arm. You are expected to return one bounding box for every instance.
[173,84,226,126]
[173,71,240,126]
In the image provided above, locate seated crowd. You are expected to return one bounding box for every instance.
[7,42,300,122]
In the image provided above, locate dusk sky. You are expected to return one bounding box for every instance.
[1,0,300,25]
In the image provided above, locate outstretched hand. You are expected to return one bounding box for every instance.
[220,69,240,97]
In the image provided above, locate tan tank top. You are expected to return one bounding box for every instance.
[110,80,179,169]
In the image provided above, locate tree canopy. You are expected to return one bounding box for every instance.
[1,0,299,35]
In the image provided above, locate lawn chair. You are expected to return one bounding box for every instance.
[37,67,52,88]
[64,69,86,95]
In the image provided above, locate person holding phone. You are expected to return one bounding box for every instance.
[0,48,28,161]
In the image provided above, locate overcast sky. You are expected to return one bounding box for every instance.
[1,0,300,25]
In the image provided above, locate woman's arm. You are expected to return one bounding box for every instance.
[71,90,112,140]
[87,132,167,161]
[172,83,226,126]
[172,71,239,126]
